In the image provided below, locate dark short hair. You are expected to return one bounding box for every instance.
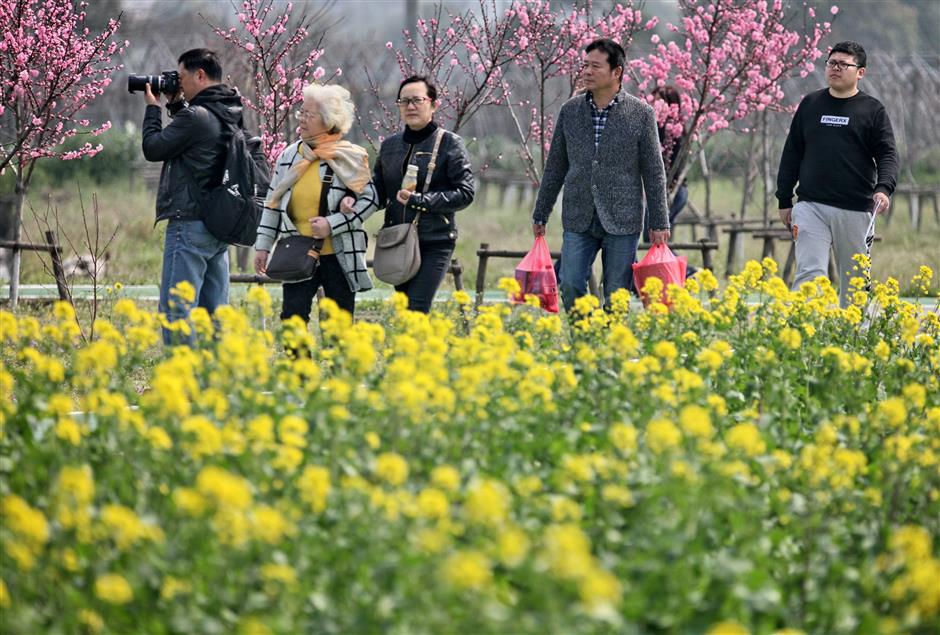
[585,38,626,77]
[652,85,680,106]
[398,75,437,101]
[178,48,222,81]
[829,41,867,68]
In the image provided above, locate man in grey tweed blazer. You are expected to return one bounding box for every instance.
[532,39,670,310]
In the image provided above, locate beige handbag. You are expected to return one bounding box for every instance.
[373,128,445,285]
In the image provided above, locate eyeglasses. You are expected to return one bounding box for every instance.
[396,96,430,108]
[295,110,318,121]
[826,60,860,71]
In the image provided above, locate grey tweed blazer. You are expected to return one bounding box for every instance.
[532,90,669,236]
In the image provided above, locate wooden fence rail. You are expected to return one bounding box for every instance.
[0,231,69,301]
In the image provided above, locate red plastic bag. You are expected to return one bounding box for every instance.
[511,236,559,313]
[632,243,687,307]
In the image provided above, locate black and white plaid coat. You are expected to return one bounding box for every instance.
[254,140,379,292]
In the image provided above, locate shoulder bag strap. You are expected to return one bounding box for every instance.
[307,164,331,259]
[422,128,447,193]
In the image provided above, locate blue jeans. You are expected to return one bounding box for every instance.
[159,220,230,345]
[559,214,639,311]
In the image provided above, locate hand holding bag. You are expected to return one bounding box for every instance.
[632,243,687,307]
[373,128,445,285]
[265,166,332,282]
[510,236,559,313]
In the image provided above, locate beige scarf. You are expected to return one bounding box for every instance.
[266,132,371,209]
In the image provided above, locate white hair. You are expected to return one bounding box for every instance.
[302,83,355,135]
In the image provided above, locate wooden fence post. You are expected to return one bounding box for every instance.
[44,230,69,301]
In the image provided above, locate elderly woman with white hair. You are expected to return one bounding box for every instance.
[254,83,378,320]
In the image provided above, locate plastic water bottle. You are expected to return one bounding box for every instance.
[402,164,419,192]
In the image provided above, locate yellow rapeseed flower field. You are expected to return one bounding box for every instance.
[1,262,938,634]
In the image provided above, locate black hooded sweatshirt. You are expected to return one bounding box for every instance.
[142,84,244,222]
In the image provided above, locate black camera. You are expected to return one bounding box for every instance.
[127,71,180,95]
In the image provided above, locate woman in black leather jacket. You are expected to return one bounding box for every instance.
[372,76,475,312]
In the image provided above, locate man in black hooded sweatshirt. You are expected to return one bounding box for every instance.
[142,48,244,345]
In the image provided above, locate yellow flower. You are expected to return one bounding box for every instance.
[375,452,409,486]
[646,419,682,453]
[95,574,133,605]
[55,417,83,445]
[902,383,927,409]
[652,340,678,362]
[416,487,450,520]
[452,289,471,305]
[601,484,635,507]
[250,505,296,544]
[725,423,766,457]
[877,398,907,428]
[889,525,933,561]
[440,550,492,590]
[464,479,511,526]
[78,610,104,634]
[431,465,461,492]
[173,488,207,516]
[181,415,223,458]
[579,567,622,609]
[278,415,308,448]
[169,280,196,304]
[679,405,714,439]
[696,348,724,371]
[238,617,272,635]
[160,576,192,601]
[542,524,594,580]
[0,579,9,608]
[260,562,297,585]
[496,527,530,567]
[497,276,521,296]
[298,465,331,513]
[100,504,163,550]
[778,327,802,350]
[2,495,49,548]
[414,527,449,554]
[609,422,638,454]
[196,466,253,510]
[707,622,750,635]
[147,426,173,450]
[245,285,273,316]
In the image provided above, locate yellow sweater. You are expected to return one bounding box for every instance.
[287,160,334,255]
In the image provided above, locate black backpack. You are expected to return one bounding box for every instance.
[196,114,271,247]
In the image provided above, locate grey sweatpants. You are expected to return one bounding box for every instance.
[791,201,874,307]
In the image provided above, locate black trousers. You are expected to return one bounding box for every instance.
[394,241,454,313]
[281,255,355,321]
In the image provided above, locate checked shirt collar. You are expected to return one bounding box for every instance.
[586,89,623,149]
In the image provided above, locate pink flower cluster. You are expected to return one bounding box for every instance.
[0,0,126,175]
[206,0,329,164]
[631,0,834,185]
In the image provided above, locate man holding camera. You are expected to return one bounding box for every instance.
[141,48,244,344]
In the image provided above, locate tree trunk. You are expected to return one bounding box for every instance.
[9,177,26,307]
[761,109,771,227]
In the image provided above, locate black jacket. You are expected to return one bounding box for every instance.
[142,84,244,222]
[373,123,475,243]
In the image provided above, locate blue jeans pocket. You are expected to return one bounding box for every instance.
[181,221,222,250]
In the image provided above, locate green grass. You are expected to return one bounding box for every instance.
[12,175,940,297]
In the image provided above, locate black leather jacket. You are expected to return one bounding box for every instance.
[142,85,244,223]
[373,123,475,243]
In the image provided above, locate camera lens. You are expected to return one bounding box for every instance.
[127,74,163,94]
